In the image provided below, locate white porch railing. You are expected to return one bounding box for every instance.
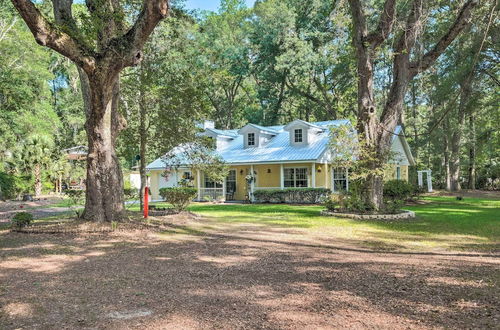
[198,188,224,201]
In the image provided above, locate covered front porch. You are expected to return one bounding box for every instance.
[195,162,348,202]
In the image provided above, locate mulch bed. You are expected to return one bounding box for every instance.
[9,212,203,234]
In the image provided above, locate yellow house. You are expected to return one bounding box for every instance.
[146,120,415,201]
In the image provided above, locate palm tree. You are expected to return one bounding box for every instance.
[19,135,54,197]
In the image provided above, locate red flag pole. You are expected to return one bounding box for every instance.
[144,186,149,218]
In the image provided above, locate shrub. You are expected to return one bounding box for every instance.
[253,188,330,204]
[64,190,85,218]
[383,180,414,202]
[159,187,197,212]
[11,212,33,229]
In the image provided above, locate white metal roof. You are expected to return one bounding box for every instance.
[146,120,411,169]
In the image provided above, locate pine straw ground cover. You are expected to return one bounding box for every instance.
[0,196,499,329]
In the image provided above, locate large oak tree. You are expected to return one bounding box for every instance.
[11,0,169,221]
[347,0,478,209]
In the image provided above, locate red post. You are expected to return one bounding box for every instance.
[143,186,149,218]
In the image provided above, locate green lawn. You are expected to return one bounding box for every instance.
[169,196,499,252]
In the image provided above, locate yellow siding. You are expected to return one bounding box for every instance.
[148,162,407,201]
[231,166,249,200]
[401,165,409,181]
[315,163,328,188]
[255,164,281,188]
[384,165,409,182]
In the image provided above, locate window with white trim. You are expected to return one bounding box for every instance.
[204,175,222,188]
[284,168,308,187]
[248,133,255,146]
[396,166,401,180]
[294,129,303,143]
[332,167,348,192]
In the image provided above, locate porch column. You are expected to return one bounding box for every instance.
[311,163,316,188]
[427,170,433,192]
[197,169,201,201]
[250,165,255,201]
[280,164,284,190]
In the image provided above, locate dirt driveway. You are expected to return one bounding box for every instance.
[0,219,498,330]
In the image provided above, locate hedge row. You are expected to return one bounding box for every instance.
[253,188,331,204]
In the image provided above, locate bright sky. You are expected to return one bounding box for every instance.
[184,0,256,11]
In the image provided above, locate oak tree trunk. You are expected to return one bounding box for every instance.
[347,0,476,208]
[11,0,169,221]
[81,72,125,222]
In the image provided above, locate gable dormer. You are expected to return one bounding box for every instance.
[202,127,238,150]
[284,120,324,146]
[238,124,278,149]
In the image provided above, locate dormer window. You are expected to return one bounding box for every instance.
[248,133,255,146]
[294,129,303,143]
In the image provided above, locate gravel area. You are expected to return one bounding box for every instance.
[0,218,498,329]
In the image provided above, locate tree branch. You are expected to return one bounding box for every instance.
[114,0,169,68]
[409,0,478,77]
[348,0,368,50]
[366,0,397,48]
[11,0,95,72]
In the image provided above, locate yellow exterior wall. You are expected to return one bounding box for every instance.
[315,163,328,188]
[149,169,201,200]
[255,164,281,188]
[232,165,249,200]
[148,162,408,201]
[384,164,409,181]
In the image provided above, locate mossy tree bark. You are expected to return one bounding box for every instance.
[11,0,169,221]
[348,0,477,210]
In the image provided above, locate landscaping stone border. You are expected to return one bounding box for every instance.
[320,209,416,221]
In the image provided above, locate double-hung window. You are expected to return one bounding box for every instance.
[284,168,308,187]
[204,175,222,188]
[294,129,303,143]
[248,133,255,146]
[332,167,348,192]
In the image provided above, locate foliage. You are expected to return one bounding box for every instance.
[383,180,414,202]
[253,188,330,204]
[64,190,85,218]
[123,188,139,201]
[161,139,230,185]
[322,180,375,214]
[11,211,33,229]
[0,172,32,199]
[159,187,197,212]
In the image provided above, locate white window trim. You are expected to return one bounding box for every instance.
[284,167,309,188]
[331,167,349,193]
[247,133,255,147]
[294,129,303,143]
